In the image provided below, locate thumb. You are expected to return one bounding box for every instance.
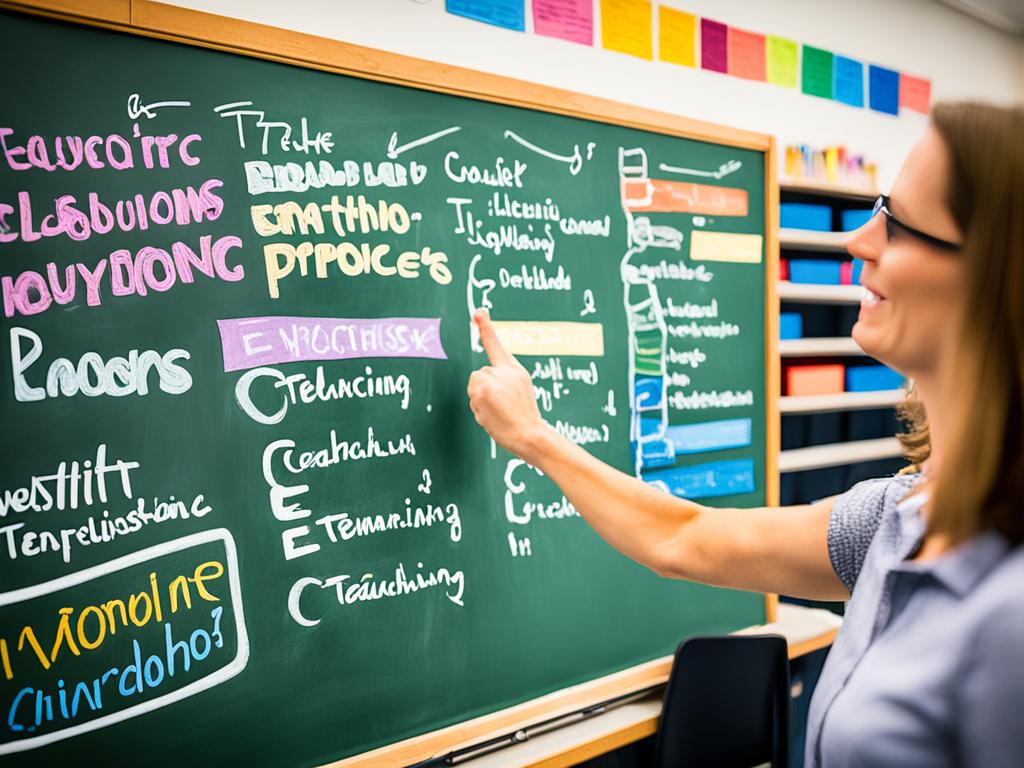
[474,309,514,367]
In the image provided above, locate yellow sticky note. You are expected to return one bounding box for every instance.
[491,322,605,357]
[659,6,696,67]
[601,0,652,60]
[766,35,798,88]
[690,231,764,264]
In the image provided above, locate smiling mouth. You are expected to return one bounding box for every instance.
[861,286,885,307]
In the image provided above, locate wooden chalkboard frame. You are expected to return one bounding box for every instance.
[1,1,781,765]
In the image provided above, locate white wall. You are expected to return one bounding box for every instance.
[162,0,1024,188]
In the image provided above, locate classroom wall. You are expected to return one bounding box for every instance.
[160,0,1024,188]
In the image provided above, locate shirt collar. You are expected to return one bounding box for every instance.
[895,492,1010,597]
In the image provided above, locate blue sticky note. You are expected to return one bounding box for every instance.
[446,0,525,31]
[644,459,756,500]
[665,418,752,455]
[834,56,864,107]
[869,65,900,115]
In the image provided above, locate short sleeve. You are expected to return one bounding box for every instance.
[827,477,893,592]
[956,600,1024,766]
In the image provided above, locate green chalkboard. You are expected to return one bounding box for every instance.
[0,7,771,766]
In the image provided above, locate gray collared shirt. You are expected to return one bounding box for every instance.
[805,474,1024,767]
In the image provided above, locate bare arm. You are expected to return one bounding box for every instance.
[468,310,849,602]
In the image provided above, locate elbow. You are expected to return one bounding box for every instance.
[647,542,686,580]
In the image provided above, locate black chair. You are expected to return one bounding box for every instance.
[654,634,790,768]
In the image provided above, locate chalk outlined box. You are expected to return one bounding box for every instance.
[0,528,250,755]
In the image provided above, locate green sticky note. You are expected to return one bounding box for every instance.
[802,45,833,98]
[766,35,797,88]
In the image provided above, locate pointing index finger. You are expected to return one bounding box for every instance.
[474,309,514,366]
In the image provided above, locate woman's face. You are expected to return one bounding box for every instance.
[847,128,965,381]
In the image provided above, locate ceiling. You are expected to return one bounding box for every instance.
[935,0,1024,35]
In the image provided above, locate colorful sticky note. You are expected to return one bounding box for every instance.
[690,231,763,263]
[701,18,728,73]
[533,0,593,46]
[659,6,696,67]
[728,28,766,81]
[869,64,900,115]
[600,0,652,60]
[446,0,524,30]
[766,35,798,88]
[900,73,932,113]
[802,45,834,99]
[834,55,864,107]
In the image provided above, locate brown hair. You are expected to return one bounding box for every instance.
[899,102,1024,545]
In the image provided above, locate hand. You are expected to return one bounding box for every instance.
[467,310,548,462]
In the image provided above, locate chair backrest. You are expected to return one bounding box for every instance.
[654,634,790,768]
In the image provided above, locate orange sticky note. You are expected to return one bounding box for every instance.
[659,6,696,67]
[786,364,845,396]
[728,27,766,81]
[900,73,931,113]
[600,0,652,60]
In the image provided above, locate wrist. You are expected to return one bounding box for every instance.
[521,421,558,470]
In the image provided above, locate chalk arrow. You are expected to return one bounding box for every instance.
[658,159,742,180]
[504,130,591,175]
[386,126,461,159]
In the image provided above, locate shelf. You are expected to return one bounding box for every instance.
[779,389,904,414]
[778,281,862,304]
[779,228,850,252]
[779,337,864,357]
[779,177,878,200]
[779,437,903,473]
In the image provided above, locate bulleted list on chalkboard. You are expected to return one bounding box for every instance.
[0,12,766,764]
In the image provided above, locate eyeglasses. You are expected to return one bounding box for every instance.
[871,195,961,251]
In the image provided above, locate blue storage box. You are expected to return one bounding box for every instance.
[780,312,803,340]
[789,259,842,285]
[841,208,874,231]
[781,203,832,232]
[852,258,864,284]
[846,365,904,392]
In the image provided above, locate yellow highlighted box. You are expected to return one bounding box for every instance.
[690,231,764,264]
[492,321,605,357]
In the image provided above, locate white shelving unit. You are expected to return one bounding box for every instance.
[779,389,904,415]
[779,177,878,201]
[778,180,902,478]
[779,337,864,357]
[779,438,903,473]
[778,281,862,305]
[780,228,850,252]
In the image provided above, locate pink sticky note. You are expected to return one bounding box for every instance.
[701,18,728,73]
[533,0,593,45]
[900,73,931,113]
[728,27,765,81]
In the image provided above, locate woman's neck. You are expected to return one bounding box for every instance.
[912,372,951,478]
[908,370,956,558]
